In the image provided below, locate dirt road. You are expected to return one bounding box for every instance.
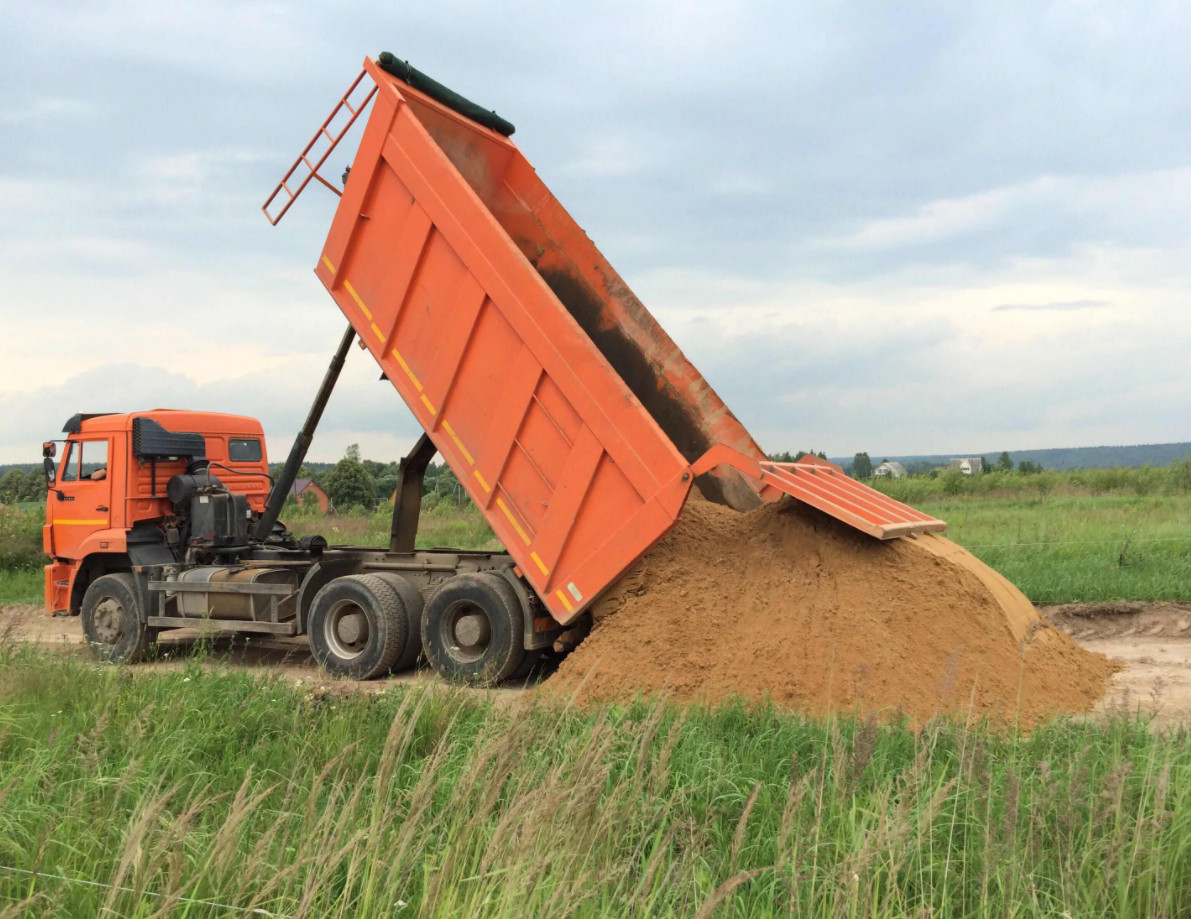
[4,601,1190,724]
[1040,602,1191,727]
[0,603,444,695]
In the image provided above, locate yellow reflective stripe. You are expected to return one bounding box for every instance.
[55,519,108,525]
[529,551,549,576]
[419,394,437,416]
[495,496,531,545]
[442,420,475,465]
[369,323,385,342]
[391,348,423,391]
[473,470,491,493]
[555,589,574,613]
[320,255,336,273]
[343,280,372,320]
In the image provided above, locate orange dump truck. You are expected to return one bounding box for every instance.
[43,54,943,686]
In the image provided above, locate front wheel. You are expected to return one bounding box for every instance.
[422,572,525,686]
[81,573,156,664]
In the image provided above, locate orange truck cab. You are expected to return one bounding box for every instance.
[44,410,270,617]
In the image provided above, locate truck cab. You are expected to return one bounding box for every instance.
[41,408,547,684]
[44,410,270,616]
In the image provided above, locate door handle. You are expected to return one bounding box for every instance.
[96,506,109,512]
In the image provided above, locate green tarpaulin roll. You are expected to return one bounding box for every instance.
[378,52,515,137]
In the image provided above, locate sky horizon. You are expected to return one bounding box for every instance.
[2,2,1189,465]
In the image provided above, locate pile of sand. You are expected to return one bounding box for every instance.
[546,497,1117,724]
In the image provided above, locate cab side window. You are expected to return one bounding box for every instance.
[81,440,109,480]
[228,438,262,463]
[59,442,78,482]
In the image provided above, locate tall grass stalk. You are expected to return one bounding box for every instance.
[0,645,1188,917]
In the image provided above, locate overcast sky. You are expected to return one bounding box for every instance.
[2,0,1189,464]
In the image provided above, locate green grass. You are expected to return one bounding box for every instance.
[917,494,1191,604]
[284,499,499,551]
[0,645,1188,917]
[0,568,40,605]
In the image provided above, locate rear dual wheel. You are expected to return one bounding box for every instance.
[422,572,525,687]
[308,574,408,680]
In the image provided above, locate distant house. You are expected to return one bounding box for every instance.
[947,457,983,476]
[873,461,907,478]
[287,478,332,512]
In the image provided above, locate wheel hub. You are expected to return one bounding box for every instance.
[325,601,369,659]
[93,597,125,644]
[454,612,489,647]
[451,607,490,658]
[338,612,365,644]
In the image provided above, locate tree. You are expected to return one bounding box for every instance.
[998,451,1014,472]
[852,452,873,479]
[0,469,25,504]
[323,444,376,510]
[22,472,46,502]
[373,465,400,503]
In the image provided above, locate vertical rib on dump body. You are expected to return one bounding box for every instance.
[317,57,700,624]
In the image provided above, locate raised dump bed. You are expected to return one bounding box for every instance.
[270,54,944,625]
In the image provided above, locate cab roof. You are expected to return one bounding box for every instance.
[63,410,265,436]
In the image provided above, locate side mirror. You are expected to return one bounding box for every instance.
[43,456,55,488]
[42,441,56,458]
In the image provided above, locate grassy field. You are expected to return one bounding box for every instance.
[0,569,39,605]
[0,642,1188,918]
[911,493,1191,604]
[4,486,1189,606]
[284,500,499,552]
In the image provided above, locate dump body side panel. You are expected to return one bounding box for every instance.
[316,64,693,623]
[393,81,768,512]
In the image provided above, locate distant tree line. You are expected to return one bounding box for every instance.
[272,444,473,514]
[0,468,47,505]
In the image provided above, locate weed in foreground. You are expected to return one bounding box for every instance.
[0,646,1188,917]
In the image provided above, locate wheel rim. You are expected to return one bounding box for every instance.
[324,599,370,660]
[92,596,127,645]
[444,600,491,664]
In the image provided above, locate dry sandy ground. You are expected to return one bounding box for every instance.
[1039,602,1191,727]
[0,603,457,696]
[3,601,1191,725]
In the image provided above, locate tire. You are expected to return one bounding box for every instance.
[509,648,544,682]
[370,572,425,672]
[422,572,525,686]
[81,573,156,664]
[308,574,408,679]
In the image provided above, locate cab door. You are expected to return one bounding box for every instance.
[50,437,113,560]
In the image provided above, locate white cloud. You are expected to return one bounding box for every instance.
[2,1,1191,465]
[0,97,98,124]
[139,149,271,182]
